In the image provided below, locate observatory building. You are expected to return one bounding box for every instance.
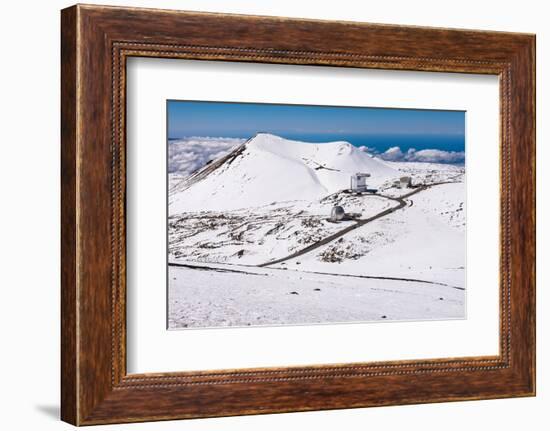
[392,176,413,189]
[330,205,346,222]
[399,176,412,188]
[350,173,371,193]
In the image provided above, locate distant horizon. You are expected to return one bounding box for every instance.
[168,131,465,153]
[167,100,465,154]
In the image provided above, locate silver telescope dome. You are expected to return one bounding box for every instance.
[330,205,345,221]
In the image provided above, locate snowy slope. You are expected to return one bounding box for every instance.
[169,133,399,213]
[272,182,466,288]
[169,262,464,328]
[169,195,394,265]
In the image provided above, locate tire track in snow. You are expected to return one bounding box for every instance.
[169,261,464,290]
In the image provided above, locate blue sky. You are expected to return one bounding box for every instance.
[167,100,465,152]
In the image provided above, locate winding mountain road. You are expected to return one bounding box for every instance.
[258,181,457,267]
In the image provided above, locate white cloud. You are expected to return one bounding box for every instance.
[168,137,246,176]
[379,146,464,164]
[379,146,405,161]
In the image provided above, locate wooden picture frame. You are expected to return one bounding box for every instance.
[61,4,535,425]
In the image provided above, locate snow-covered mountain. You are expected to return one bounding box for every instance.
[167,133,466,328]
[170,133,399,213]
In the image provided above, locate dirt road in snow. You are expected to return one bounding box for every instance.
[258,181,456,267]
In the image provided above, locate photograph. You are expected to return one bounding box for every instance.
[167,101,466,329]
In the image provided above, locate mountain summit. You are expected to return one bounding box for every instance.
[170,133,399,213]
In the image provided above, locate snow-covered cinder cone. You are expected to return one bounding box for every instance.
[170,133,399,214]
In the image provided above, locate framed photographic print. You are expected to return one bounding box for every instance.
[61,4,536,425]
